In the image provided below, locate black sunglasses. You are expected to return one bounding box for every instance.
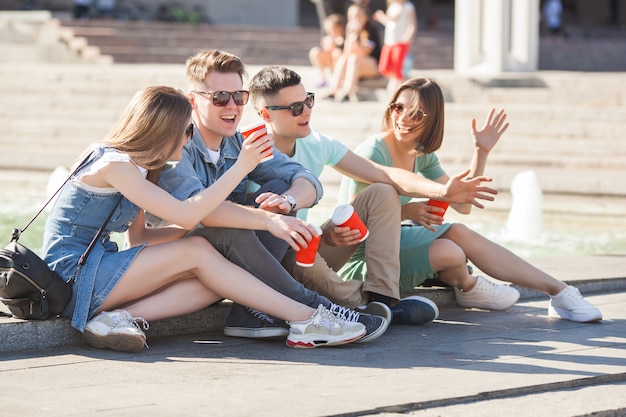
[265,93,315,117]
[192,90,250,106]
[389,103,427,122]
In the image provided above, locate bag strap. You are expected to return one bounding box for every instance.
[9,150,125,284]
[13,152,95,241]
[67,194,123,284]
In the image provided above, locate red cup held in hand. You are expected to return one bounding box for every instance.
[240,120,273,162]
[332,204,369,243]
[295,224,323,267]
[427,199,449,218]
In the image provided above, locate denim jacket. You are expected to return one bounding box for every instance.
[158,127,323,205]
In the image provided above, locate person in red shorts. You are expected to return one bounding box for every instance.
[373,0,417,93]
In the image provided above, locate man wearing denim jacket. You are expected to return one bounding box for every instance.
[155,49,388,341]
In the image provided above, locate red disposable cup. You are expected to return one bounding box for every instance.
[295,224,323,267]
[331,204,369,242]
[427,199,449,218]
[240,120,273,162]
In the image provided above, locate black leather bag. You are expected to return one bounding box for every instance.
[0,230,72,320]
[0,153,121,320]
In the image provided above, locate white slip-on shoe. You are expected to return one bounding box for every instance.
[455,276,520,310]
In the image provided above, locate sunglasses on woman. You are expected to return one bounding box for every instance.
[389,103,427,122]
[265,93,315,117]
[192,90,250,106]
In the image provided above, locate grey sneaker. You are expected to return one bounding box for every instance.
[454,276,520,310]
[548,285,602,322]
[224,303,290,338]
[83,310,149,353]
[391,296,439,325]
[286,305,366,348]
[328,302,389,343]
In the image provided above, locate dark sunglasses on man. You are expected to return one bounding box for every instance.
[192,90,250,106]
[265,93,315,117]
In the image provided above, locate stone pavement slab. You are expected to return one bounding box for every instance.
[0,291,625,417]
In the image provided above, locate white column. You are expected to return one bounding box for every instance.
[454,0,539,76]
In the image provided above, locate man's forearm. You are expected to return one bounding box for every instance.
[383,166,445,199]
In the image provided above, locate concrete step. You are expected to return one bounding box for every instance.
[2,269,626,354]
[60,19,455,68]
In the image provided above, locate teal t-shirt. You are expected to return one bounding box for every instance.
[339,134,445,205]
[248,128,349,220]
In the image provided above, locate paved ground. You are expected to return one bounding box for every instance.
[1,255,626,417]
[1,279,625,417]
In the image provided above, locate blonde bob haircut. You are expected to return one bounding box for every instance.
[383,77,445,154]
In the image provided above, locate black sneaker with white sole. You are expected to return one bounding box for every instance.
[390,296,439,325]
[224,303,290,338]
[328,302,389,343]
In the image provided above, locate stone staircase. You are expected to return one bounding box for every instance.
[1,63,626,221]
[1,14,626,222]
[0,11,112,64]
[58,17,454,68]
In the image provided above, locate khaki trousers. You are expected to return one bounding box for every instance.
[282,183,402,308]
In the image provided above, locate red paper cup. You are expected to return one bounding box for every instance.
[295,224,322,267]
[240,120,273,162]
[331,204,369,242]
[427,199,449,218]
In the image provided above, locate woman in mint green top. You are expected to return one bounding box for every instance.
[339,133,453,292]
[338,77,603,323]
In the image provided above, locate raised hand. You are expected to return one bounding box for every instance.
[442,169,498,208]
[471,108,509,153]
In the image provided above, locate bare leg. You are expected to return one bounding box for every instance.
[437,224,566,295]
[119,278,218,321]
[338,55,379,99]
[328,54,348,95]
[100,236,315,322]
[386,76,403,94]
[428,238,477,291]
[309,47,333,83]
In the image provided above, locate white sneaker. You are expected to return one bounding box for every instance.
[455,276,520,310]
[286,305,366,348]
[84,310,149,353]
[548,285,602,322]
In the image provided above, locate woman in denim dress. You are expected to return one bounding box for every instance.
[41,86,366,352]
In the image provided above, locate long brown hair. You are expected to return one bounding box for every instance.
[383,77,445,154]
[76,86,191,184]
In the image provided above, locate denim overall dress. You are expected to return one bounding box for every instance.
[42,147,147,332]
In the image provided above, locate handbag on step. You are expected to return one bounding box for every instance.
[0,154,121,320]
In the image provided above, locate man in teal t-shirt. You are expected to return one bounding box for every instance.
[248,66,496,325]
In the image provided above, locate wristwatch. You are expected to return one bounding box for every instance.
[281,194,297,213]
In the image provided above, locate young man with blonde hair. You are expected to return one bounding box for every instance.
[154,49,389,342]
